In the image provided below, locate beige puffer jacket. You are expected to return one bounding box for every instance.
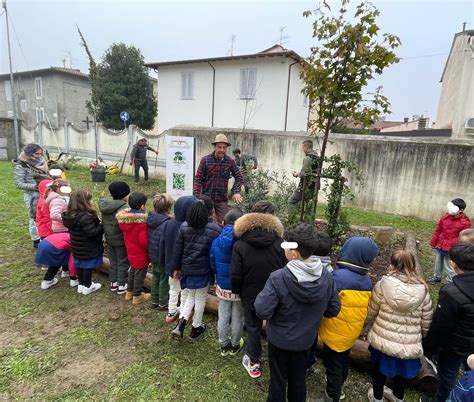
[364,274,433,359]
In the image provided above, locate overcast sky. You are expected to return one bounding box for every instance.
[1,0,472,121]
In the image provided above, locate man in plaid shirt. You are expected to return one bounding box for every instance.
[193,134,243,224]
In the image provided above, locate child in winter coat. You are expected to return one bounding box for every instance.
[62,190,103,295]
[255,223,341,402]
[423,242,474,401]
[159,195,196,324]
[231,201,287,379]
[45,179,71,233]
[35,232,78,289]
[117,192,150,306]
[171,199,221,341]
[210,208,244,356]
[36,179,53,239]
[99,181,130,294]
[148,193,174,309]
[448,354,474,402]
[364,249,433,402]
[429,199,471,284]
[318,236,379,401]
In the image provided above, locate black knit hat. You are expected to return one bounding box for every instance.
[108,181,130,200]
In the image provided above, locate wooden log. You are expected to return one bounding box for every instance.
[99,258,220,314]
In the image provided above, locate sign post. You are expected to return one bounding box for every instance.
[165,136,195,199]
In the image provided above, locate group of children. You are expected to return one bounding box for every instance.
[32,182,474,402]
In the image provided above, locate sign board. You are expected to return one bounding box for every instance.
[120,111,129,122]
[165,136,196,199]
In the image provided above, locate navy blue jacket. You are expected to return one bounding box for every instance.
[210,224,235,290]
[255,258,341,351]
[159,196,196,277]
[147,212,170,263]
[172,220,221,277]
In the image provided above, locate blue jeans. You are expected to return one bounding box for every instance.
[134,159,148,182]
[436,347,465,401]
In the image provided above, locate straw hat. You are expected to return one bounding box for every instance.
[211,133,231,146]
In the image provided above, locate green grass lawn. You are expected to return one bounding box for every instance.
[0,161,439,400]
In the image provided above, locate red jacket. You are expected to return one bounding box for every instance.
[430,213,471,251]
[36,179,53,238]
[117,209,150,269]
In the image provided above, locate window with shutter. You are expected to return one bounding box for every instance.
[4,81,12,100]
[180,72,194,99]
[20,99,27,112]
[36,107,44,123]
[240,68,257,99]
[35,77,43,99]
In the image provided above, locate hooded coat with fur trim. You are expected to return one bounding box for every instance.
[231,213,286,306]
[117,209,149,269]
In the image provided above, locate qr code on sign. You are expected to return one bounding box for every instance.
[173,173,185,191]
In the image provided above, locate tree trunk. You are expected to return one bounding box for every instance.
[311,126,331,217]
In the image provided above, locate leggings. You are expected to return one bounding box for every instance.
[77,268,92,288]
[372,363,406,400]
[44,265,76,281]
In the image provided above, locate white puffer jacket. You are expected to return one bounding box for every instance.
[364,274,433,359]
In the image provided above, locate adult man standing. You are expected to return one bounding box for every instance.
[194,134,243,223]
[233,148,258,194]
[130,138,158,183]
[288,140,320,213]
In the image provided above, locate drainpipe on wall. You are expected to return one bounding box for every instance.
[208,62,215,127]
[284,61,298,131]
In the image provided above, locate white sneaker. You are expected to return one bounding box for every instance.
[110,282,118,291]
[61,270,70,278]
[40,265,48,271]
[41,278,58,290]
[117,284,127,295]
[82,282,102,295]
[70,279,79,287]
[77,285,84,294]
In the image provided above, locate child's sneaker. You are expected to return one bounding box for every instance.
[220,343,231,357]
[229,338,245,356]
[242,354,261,379]
[117,284,127,295]
[77,285,84,294]
[171,318,187,338]
[165,311,179,324]
[427,275,441,284]
[70,279,79,287]
[110,282,118,292]
[189,324,206,341]
[82,282,102,295]
[41,278,58,290]
[40,265,48,271]
[61,270,70,278]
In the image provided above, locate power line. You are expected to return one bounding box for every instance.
[8,11,31,70]
[400,52,448,60]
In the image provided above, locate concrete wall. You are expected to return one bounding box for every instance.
[166,126,474,221]
[157,56,309,133]
[18,120,474,221]
[436,31,474,140]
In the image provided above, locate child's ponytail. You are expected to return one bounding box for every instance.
[44,179,69,199]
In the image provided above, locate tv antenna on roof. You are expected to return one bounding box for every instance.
[277,26,290,46]
[227,34,236,56]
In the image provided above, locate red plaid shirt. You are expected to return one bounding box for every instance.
[193,153,243,203]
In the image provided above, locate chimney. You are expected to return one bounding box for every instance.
[403,117,409,124]
[418,117,427,130]
[463,22,467,32]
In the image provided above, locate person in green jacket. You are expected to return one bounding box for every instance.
[99,181,130,294]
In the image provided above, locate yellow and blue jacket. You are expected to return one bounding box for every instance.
[319,237,378,352]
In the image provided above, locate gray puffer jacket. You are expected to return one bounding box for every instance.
[363,274,433,359]
[13,159,39,193]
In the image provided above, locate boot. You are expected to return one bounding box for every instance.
[124,291,133,301]
[132,292,151,305]
[171,317,187,338]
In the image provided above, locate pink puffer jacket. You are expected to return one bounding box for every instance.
[45,192,68,233]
